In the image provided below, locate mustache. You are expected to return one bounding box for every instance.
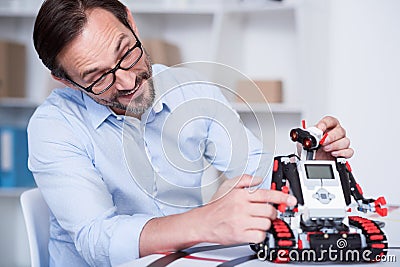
[115,70,151,96]
[97,70,151,106]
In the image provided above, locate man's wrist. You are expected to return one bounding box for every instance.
[187,205,210,244]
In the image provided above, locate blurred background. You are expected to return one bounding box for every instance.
[0,0,399,265]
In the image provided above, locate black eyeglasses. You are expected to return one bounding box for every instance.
[66,29,143,95]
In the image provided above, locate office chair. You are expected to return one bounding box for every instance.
[20,188,50,267]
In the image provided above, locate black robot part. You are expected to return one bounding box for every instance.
[290,128,319,150]
[272,156,304,206]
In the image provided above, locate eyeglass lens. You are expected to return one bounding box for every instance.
[91,46,143,94]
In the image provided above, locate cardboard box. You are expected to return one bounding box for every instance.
[236,80,283,103]
[142,39,181,66]
[0,40,26,98]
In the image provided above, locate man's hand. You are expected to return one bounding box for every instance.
[198,175,297,245]
[139,175,296,257]
[315,116,354,160]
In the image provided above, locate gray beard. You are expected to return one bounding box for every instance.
[108,79,156,115]
[92,53,155,116]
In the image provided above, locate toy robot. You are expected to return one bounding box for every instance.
[251,124,388,263]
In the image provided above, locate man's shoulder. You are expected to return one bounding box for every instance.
[30,88,87,123]
[152,64,218,100]
[41,87,84,107]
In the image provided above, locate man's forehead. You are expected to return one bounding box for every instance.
[84,8,125,32]
[58,9,131,79]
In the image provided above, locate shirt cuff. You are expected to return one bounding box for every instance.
[109,214,155,266]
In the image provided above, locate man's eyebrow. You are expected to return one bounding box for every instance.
[82,68,99,81]
[81,33,129,81]
[115,33,129,54]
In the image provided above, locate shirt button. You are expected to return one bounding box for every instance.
[116,116,123,121]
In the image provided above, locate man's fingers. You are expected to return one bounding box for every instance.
[244,230,267,244]
[246,217,272,232]
[232,175,263,189]
[313,116,353,160]
[210,175,264,203]
[322,137,350,152]
[248,189,297,206]
[247,203,277,220]
[321,126,346,146]
[315,115,340,133]
[316,116,346,146]
[331,148,354,158]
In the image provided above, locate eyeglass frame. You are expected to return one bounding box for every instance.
[65,27,143,95]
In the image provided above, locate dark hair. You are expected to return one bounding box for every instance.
[33,0,130,79]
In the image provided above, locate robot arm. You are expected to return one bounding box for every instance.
[272,155,304,212]
[336,158,387,216]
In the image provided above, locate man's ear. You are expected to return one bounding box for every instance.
[51,74,75,89]
[126,7,139,35]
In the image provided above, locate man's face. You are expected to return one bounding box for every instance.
[58,8,154,116]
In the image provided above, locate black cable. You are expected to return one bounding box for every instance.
[217,254,258,267]
[146,243,247,267]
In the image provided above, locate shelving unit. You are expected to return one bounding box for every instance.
[0,97,39,108]
[1,0,303,150]
[1,2,302,98]
[0,1,305,265]
[0,2,306,155]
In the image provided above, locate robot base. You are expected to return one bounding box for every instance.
[251,216,388,263]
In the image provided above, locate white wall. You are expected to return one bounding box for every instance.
[300,0,400,204]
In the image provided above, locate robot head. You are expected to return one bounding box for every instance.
[290,127,322,151]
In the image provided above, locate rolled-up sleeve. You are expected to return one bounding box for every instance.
[108,214,154,266]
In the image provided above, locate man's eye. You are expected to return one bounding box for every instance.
[90,75,108,88]
[94,75,107,86]
[124,47,132,57]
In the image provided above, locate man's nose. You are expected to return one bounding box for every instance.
[114,68,137,90]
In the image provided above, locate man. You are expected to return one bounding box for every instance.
[29,0,353,266]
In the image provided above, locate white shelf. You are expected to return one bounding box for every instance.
[0,0,297,17]
[0,6,39,17]
[232,102,301,114]
[224,0,298,13]
[129,2,296,14]
[128,3,217,14]
[0,98,39,109]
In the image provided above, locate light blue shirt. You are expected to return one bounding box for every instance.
[28,64,272,266]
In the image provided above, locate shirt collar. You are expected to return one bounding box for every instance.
[152,89,164,114]
[83,92,113,129]
[150,64,186,113]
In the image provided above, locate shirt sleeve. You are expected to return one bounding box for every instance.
[28,105,154,266]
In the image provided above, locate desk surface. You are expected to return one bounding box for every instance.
[120,206,400,267]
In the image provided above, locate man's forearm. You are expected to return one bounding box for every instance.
[139,207,206,257]
[138,175,297,258]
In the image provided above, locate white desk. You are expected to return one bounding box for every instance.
[120,206,400,267]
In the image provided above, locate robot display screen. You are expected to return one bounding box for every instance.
[305,164,334,179]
